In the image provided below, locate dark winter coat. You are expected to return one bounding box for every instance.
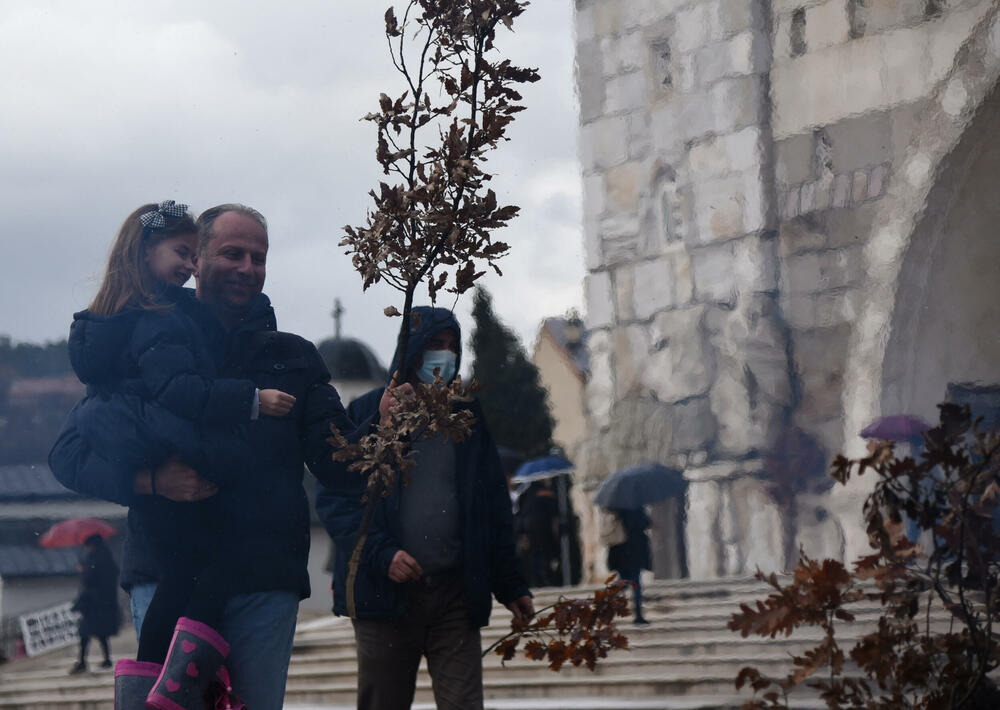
[607,508,651,574]
[65,285,256,483]
[517,485,559,554]
[315,307,529,627]
[73,540,121,638]
[50,293,365,598]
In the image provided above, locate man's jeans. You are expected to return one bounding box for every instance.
[352,573,483,710]
[130,583,299,710]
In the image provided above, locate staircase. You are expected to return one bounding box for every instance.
[0,576,955,709]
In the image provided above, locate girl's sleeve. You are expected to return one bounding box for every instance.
[132,313,256,424]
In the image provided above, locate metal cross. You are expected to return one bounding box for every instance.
[331,298,344,340]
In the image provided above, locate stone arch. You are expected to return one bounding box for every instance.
[837,6,1000,558]
[880,85,1000,422]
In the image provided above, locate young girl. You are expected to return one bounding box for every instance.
[69,201,294,710]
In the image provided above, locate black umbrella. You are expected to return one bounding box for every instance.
[594,463,686,509]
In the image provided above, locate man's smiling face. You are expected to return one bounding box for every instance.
[196,211,268,316]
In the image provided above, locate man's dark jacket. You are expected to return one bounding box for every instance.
[49,293,363,599]
[315,306,529,628]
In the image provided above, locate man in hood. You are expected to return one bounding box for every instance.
[317,305,533,710]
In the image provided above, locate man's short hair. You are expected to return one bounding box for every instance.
[196,203,268,257]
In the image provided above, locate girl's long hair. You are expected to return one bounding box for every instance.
[89,203,197,316]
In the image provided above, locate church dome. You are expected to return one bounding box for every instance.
[317,337,388,383]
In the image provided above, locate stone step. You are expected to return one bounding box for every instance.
[0,698,828,710]
[289,637,811,668]
[0,674,114,698]
[283,656,831,684]
[291,612,956,652]
[295,589,896,635]
[285,700,834,710]
[0,635,864,694]
[282,669,859,706]
[0,688,111,710]
[0,576,960,710]
[293,606,950,648]
[522,577,890,605]
[0,655,795,696]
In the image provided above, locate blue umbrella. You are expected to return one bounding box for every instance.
[594,463,686,509]
[512,455,573,483]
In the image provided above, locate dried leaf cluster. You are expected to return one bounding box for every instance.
[328,374,477,500]
[340,0,538,349]
[337,0,538,478]
[484,575,633,671]
[729,404,1000,709]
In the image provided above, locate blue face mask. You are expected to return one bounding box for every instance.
[417,349,457,384]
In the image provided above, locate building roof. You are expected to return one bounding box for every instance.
[541,317,590,377]
[0,464,81,503]
[0,544,81,578]
[7,374,85,400]
[0,465,122,581]
[316,337,388,383]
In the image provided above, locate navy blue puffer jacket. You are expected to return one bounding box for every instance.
[66,285,255,483]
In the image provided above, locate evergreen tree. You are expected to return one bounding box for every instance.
[0,337,71,378]
[470,287,554,458]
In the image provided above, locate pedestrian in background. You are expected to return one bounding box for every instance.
[70,534,121,674]
[517,481,559,587]
[606,508,651,625]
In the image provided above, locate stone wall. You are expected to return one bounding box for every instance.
[574,0,1000,580]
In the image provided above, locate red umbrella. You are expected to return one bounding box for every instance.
[860,414,931,441]
[39,518,117,548]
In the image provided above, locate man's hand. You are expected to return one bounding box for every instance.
[378,371,414,424]
[134,456,218,502]
[260,388,296,417]
[505,595,535,625]
[387,550,423,583]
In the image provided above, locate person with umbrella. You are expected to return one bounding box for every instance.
[511,453,575,587]
[605,509,652,625]
[70,533,121,674]
[595,463,686,625]
[517,481,560,587]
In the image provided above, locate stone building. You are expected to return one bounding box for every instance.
[574,0,1000,579]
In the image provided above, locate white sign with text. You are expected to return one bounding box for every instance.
[19,602,80,657]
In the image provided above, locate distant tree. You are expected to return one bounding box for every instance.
[0,337,71,378]
[0,337,75,465]
[0,393,78,464]
[470,286,553,458]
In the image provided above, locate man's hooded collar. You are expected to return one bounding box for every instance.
[387,306,461,385]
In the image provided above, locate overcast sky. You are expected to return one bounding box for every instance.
[0,0,583,369]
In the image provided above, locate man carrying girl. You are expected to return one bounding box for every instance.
[51,202,394,710]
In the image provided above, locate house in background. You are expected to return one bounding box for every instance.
[530,315,601,579]
[531,314,589,457]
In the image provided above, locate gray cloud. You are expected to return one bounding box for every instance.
[0,0,582,367]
